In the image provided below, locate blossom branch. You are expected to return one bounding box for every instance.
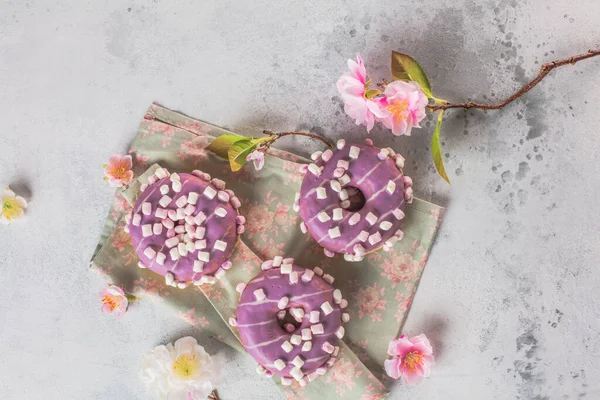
[208,389,220,400]
[427,49,600,112]
[262,130,334,149]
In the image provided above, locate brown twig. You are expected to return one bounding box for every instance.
[262,130,334,148]
[427,49,600,112]
[207,388,219,400]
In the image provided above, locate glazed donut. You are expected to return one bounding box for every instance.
[231,257,350,386]
[127,168,245,288]
[295,139,413,261]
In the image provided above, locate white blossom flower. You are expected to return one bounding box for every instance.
[1,186,27,224]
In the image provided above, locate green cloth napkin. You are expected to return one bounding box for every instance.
[90,104,444,399]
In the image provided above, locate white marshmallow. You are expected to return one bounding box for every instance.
[203,275,216,285]
[354,244,366,255]
[203,186,217,199]
[165,237,179,248]
[333,289,342,304]
[321,149,333,162]
[141,224,153,237]
[301,328,312,341]
[290,307,304,320]
[324,248,335,257]
[236,283,246,293]
[393,208,405,220]
[358,230,369,242]
[197,251,210,262]
[147,176,156,184]
[307,371,319,382]
[278,297,289,309]
[214,268,226,279]
[162,218,174,229]
[322,341,335,354]
[160,185,170,195]
[195,226,205,239]
[193,260,204,272]
[256,365,266,375]
[212,178,225,189]
[349,213,361,226]
[229,317,238,326]
[309,310,320,323]
[142,202,152,216]
[328,226,341,239]
[281,377,293,386]
[261,260,273,270]
[333,167,345,178]
[337,159,349,170]
[332,208,343,221]
[340,200,351,209]
[169,247,180,261]
[215,207,227,217]
[214,240,227,252]
[302,341,312,351]
[187,192,198,205]
[294,193,300,202]
[386,180,396,194]
[349,145,360,159]
[344,254,354,262]
[170,172,180,181]
[313,266,323,276]
[175,196,188,208]
[311,323,324,335]
[155,208,167,219]
[292,355,305,368]
[317,211,330,223]
[378,148,390,160]
[253,288,266,301]
[311,151,323,160]
[336,139,346,149]
[316,187,327,199]
[308,163,322,176]
[330,180,341,192]
[138,262,146,269]
[280,263,293,274]
[395,155,405,169]
[217,191,230,202]
[165,272,174,285]
[290,367,304,381]
[368,231,382,245]
[176,208,185,220]
[335,326,345,339]
[132,213,141,226]
[276,310,286,320]
[195,239,207,250]
[272,256,283,267]
[230,196,242,209]
[155,168,168,179]
[185,242,195,253]
[159,195,172,208]
[289,271,299,284]
[174,225,185,234]
[283,257,295,265]
[184,204,196,216]
[152,223,163,235]
[366,212,378,225]
[339,189,348,201]
[299,221,307,233]
[290,334,302,345]
[293,202,299,212]
[193,212,206,225]
[302,269,314,282]
[321,301,334,315]
[155,253,166,265]
[171,180,182,193]
[338,174,351,186]
[143,247,156,259]
[274,359,286,371]
[167,209,178,221]
[177,242,188,257]
[323,273,334,284]
[342,313,350,323]
[340,299,349,309]
[380,221,393,231]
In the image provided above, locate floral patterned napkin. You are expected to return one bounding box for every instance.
[90,104,443,399]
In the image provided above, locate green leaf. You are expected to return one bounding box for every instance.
[364,88,381,99]
[431,111,451,184]
[206,134,247,159]
[391,51,433,98]
[228,139,257,172]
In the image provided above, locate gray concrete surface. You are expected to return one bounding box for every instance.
[1,0,599,399]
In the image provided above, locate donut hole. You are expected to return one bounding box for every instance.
[344,186,366,212]
[277,307,304,332]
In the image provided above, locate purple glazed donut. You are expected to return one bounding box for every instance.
[295,139,413,261]
[126,168,245,288]
[232,257,350,387]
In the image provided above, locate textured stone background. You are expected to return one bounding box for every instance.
[1,0,599,399]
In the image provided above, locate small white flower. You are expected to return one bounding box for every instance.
[140,336,222,399]
[1,186,27,225]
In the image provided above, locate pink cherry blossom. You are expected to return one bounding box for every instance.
[376,81,428,136]
[104,153,134,187]
[246,150,265,171]
[99,285,129,318]
[384,334,434,385]
[336,54,384,132]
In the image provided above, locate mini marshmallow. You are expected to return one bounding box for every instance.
[328,226,341,239]
[229,317,238,327]
[278,296,289,309]
[311,151,323,160]
[378,148,390,160]
[167,209,178,221]
[143,247,156,259]
[230,196,242,209]
[147,175,157,184]
[276,310,286,320]
[300,221,307,233]
[344,254,354,262]
[193,212,206,225]
[301,328,312,341]
[333,346,340,357]
[185,223,195,235]
[171,180,182,192]
[326,358,336,367]
[141,224,153,237]
[299,378,307,387]
[349,213,361,226]
[138,262,146,269]
[175,196,188,208]
[142,202,152,216]
[184,204,196,216]
[290,334,302,345]
[293,202,299,212]
[155,253,166,265]
[366,212,378,225]
[317,212,330,223]
[281,340,294,353]
[261,260,273,270]
[339,189,348,201]
[321,301,334,315]
[197,251,210,262]
[404,175,413,187]
[160,184,170,195]
[139,183,147,192]
[155,168,167,179]
[214,268,226,279]
[330,180,341,192]
[272,256,283,267]
[335,326,345,339]
[302,341,312,351]
[236,283,246,293]
[155,208,168,219]
[358,230,369,242]
[185,191,198,205]
[292,355,305,368]
[254,288,266,301]
[308,163,322,176]
[283,257,295,264]
[193,260,204,272]
[387,147,396,157]
[165,272,174,285]
[203,186,217,199]
[215,207,227,217]
[165,237,179,248]
[333,167,345,178]
[316,187,327,199]
[294,193,300,202]
[342,313,350,323]
[368,231,382,245]
[169,247,180,261]
[340,299,349,309]
[337,159,350,170]
[311,323,324,335]
[290,307,304,320]
[302,269,314,282]
[236,215,246,225]
[176,208,185,220]
[211,178,225,189]
[309,310,320,323]
[186,242,195,253]
[289,271,299,284]
[349,145,360,159]
[217,190,230,202]
[338,174,351,186]
[380,221,393,231]
[332,208,343,221]
[214,240,227,251]
[354,244,366,256]
[174,225,185,234]
[337,139,346,149]
[256,365,266,375]
[324,248,335,257]
[386,180,396,194]
[132,214,141,226]
[340,200,350,209]
[221,260,232,270]
[280,263,293,274]
[313,266,324,276]
[195,239,207,250]
[316,367,327,376]
[203,275,216,285]
[290,367,304,381]
[322,341,335,354]
[177,242,188,257]
[274,359,286,371]
[162,218,174,229]
[322,149,333,162]
[170,172,180,181]
[393,208,405,220]
[323,273,334,284]
[281,377,293,386]
[395,155,405,169]
[152,223,163,235]
[385,236,398,248]
[333,289,342,304]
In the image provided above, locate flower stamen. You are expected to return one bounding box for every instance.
[386,99,410,122]
[173,354,199,378]
[403,351,425,372]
